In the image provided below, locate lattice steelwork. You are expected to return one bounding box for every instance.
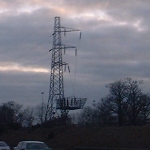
[56,97,87,110]
[45,16,86,120]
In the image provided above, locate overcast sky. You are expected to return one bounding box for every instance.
[0,0,150,108]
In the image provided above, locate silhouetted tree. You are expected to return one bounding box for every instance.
[96,98,116,126]
[101,78,150,126]
[105,80,128,126]
[34,103,47,125]
[78,106,96,126]
[125,78,150,125]
[0,101,23,129]
[22,106,35,127]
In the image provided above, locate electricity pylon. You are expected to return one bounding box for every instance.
[45,16,86,121]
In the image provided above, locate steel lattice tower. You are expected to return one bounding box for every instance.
[45,17,86,121]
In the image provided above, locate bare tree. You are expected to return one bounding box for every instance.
[135,94,150,124]
[125,78,150,125]
[34,103,47,125]
[77,106,96,126]
[96,98,116,126]
[106,80,128,126]
[0,101,23,129]
[100,78,150,126]
[22,106,35,127]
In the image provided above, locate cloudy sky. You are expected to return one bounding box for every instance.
[0,0,150,108]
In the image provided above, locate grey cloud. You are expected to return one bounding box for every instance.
[0,0,150,107]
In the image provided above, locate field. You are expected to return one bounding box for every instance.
[0,125,150,150]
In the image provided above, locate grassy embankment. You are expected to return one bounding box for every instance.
[0,125,150,150]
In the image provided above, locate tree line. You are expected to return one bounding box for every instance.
[0,100,45,131]
[0,78,150,131]
[78,78,150,126]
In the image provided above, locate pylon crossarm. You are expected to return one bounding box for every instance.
[59,26,81,32]
[61,44,76,49]
[49,45,76,52]
[61,44,77,56]
[52,27,81,38]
